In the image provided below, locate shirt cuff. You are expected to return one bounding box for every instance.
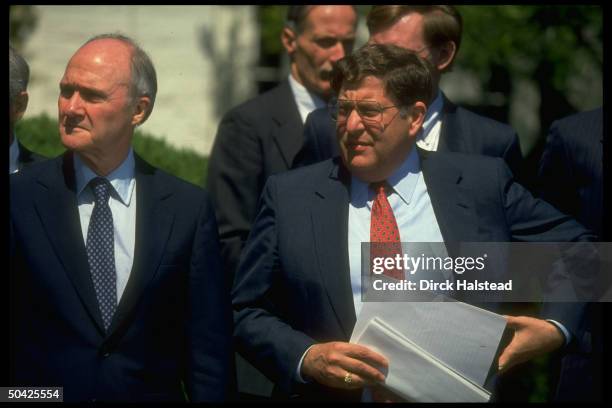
[295,345,315,384]
[546,319,571,346]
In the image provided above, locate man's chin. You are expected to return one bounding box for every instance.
[60,134,90,152]
[310,80,332,100]
[347,158,375,176]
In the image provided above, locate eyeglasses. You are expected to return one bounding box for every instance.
[329,98,402,129]
[329,98,408,132]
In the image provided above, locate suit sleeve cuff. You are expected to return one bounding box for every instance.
[546,319,571,346]
[295,345,315,384]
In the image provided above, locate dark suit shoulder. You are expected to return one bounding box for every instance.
[309,106,332,123]
[453,105,516,137]
[269,158,336,188]
[553,107,601,129]
[18,141,46,165]
[440,97,520,170]
[420,149,513,193]
[221,81,293,124]
[136,155,211,203]
[424,148,506,168]
[157,169,210,197]
[550,107,602,144]
[10,154,61,188]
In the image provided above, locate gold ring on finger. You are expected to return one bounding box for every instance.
[344,372,353,384]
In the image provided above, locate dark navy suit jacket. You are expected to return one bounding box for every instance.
[10,152,233,402]
[538,107,603,402]
[206,80,304,398]
[17,140,45,169]
[207,80,305,284]
[538,108,603,238]
[233,150,593,401]
[293,95,525,183]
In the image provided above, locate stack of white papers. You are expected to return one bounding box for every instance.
[351,299,507,402]
[356,317,490,402]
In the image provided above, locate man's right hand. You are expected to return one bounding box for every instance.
[301,341,388,390]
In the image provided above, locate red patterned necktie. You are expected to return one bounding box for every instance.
[370,181,404,280]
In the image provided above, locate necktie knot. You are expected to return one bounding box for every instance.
[90,177,111,205]
[370,181,391,198]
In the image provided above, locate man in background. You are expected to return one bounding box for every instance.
[538,107,603,402]
[206,5,357,400]
[9,44,44,173]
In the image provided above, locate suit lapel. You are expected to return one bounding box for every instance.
[438,94,467,154]
[107,156,175,335]
[271,81,305,169]
[33,153,106,334]
[420,149,480,248]
[310,161,356,339]
[18,142,34,165]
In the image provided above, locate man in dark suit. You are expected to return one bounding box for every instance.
[293,5,523,184]
[538,107,603,402]
[206,5,358,399]
[232,44,593,402]
[9,44,45,173]
[208,5,358,284]
[9,34,232,402]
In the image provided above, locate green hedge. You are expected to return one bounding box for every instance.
[16,113,208,188]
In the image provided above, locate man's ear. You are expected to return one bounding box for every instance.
[407,101,427,136]
[11,91,29,122]
[434,41,457,72]
[281,27,298,57]
[131,96,151,127]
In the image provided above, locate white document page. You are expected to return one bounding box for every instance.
[355,317,491,402]
[350,297,507,387]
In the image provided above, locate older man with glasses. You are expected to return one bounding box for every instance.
[231,43,593,402]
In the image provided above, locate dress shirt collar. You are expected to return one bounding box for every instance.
[417,90,444,144]
[288,73,326,123]
[9,133,20,174]
[74,148,136,206]
[350,146,421,209]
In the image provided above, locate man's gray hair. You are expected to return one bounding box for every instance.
[83,33,157,122]
[9,44,30,103]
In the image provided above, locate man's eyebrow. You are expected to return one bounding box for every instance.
[59,82,106,97]
[313,33,356,39]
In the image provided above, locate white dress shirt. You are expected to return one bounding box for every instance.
[288,74,327,124]
[9,135,20,174]
[416,90,444,152]
[74,148,137,302]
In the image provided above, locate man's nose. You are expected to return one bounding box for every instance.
[64,92,85,116]
[345,107,364,134]
[329,41,347,63]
